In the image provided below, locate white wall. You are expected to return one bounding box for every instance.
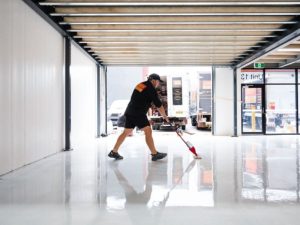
[214,67,234,136]
[71,43,97,144]
[0,0,64,175]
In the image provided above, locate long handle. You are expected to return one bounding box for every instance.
[167,122,190,147]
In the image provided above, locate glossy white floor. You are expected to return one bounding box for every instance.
[0,130,300,225]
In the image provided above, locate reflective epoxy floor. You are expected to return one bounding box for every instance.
[0,131,300,225]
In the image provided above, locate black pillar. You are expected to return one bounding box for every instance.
[212,66,216,135]
[233,67,238,137]
[296,69,299,134]
[64,37,72,151]
[104,66,108,135]
[97,64,101,138]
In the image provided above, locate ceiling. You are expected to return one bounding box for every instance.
[28,0,300,68]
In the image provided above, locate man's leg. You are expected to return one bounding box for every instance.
[142,126,167,161]
[142,126,157,155]
[112,128,134,152]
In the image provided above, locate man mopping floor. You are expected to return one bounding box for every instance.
[108,73,169,161]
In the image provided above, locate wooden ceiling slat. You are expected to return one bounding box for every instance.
[79,38,266,42]
[74,31,281,36]
[84,42,262,47]
[63,16,294,23]
[54,6,300,14]
[69,24,284,30]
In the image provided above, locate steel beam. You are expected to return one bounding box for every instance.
[234,21,300,68]
[279,54,300,67]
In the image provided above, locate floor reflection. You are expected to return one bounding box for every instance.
[105,147,215,209]
[0,134,300,225]
[239,138,300,203]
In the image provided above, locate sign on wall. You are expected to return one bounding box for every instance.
[241,69,263,84]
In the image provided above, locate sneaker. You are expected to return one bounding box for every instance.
[151,152,167,161]
[108,150,123,160]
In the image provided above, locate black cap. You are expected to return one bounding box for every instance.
[148,73,163,82]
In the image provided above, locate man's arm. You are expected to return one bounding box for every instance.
[157,105,169,123]
[147,84,169,122]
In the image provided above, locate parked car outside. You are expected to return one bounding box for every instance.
[108,99,129,127]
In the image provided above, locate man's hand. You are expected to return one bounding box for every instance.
[157,106,169,123]
[163,116,170,123]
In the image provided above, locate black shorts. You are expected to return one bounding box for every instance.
[125,114,150,129]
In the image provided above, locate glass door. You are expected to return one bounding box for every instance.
[242,84,264,134]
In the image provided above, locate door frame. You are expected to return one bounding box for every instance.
[241,84,266,135]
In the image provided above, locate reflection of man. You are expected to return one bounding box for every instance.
[110,162,152,204]
[108,73,169,161]
[109,162,168,225]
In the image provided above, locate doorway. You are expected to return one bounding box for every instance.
[241,84,265,134]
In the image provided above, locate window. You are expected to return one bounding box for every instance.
[265,69,295,84]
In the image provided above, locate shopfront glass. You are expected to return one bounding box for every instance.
[265,69,296,84]
[265,85,296,134]
[242,85,263,133]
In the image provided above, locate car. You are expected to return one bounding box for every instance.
[108,99,129,126]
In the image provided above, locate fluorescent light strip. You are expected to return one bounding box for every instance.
[69,29,286,32]
[88,46,259,49]
[51,13,300,17]
[100,60,228,62]
[91,52,248,55]
[101,55,237,60]
[96,57,242,60]
[91,49,254,52]
[88,44,257,47]
[101,62,232,64]
[40,2,300,6]
[102,61,238,64]
[80,41,268,44]
[93,53,244,57]
[278,48,300,52]
[100,60,231,62]
[60,21,296,25]
[74,35,277,38]
[98,59,227,62]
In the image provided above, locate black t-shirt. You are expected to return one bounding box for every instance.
[125,80,162,116]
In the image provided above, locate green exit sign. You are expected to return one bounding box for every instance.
[254,62,265,68]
